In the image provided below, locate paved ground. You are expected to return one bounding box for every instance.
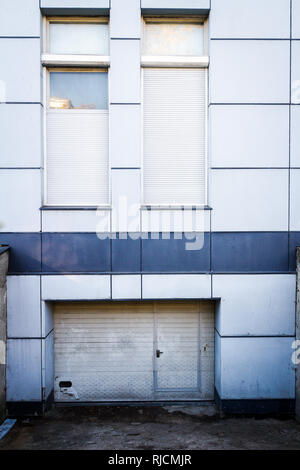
[0,405,300,450]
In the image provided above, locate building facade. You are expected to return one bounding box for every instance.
[0,0,299,415]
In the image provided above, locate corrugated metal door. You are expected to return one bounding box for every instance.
[54,301,214,402]
[154,301,214,400]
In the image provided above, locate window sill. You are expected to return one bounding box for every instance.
[40,206,112,211]
[140,205,212,211]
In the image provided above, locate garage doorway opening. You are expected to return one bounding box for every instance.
[53,300,215,403]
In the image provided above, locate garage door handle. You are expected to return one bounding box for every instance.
[156,349,163,358]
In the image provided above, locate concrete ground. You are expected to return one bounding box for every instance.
[0,405,300,450]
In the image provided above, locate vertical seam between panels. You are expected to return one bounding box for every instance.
[288,0,292,270]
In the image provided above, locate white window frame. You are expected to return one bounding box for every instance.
[141,17,209,209]
[42,16,111,208]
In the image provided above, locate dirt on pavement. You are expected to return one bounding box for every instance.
[0,405,300,450]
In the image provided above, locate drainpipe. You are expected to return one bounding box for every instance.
[0,247,9,424]
[296,247,300,420]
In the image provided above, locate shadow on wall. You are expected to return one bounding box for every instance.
[0,247,9,424]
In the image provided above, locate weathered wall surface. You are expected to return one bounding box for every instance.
[0,250,9,423]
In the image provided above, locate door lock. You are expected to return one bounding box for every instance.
[156,349,164,358]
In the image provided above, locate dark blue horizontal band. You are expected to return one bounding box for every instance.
[0,232,298,274]
[40,7,109,16]
[214,389,295,415]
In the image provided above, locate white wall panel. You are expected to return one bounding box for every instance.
[111,169,141,232]
[110,0,141,38]
[141,209,210,232]
[211,169,289,232]
[0,39,41,102]
[210,40,290,104]
[218,337,295,399]
[0,170,41,232]
[0,0,40,37]
[6,339,42,401]
[292,41,300,104]
[291,106,300,166]
[110,105,141,168]
[110,40,141,103]
[112,275,142,299]
[290,169,300,231]
[0,105,42,168]
[42,275,111,301]
[210,0,290,39]
[7,276,41,338]
[292,0,300,38]
[142,274,211,299]
[213,274,296,336]
[42,210,110,233]
[210,105,289,168]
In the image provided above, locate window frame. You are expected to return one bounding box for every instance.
[42,16,110,67]
[42,16,111,208]
[141,17,209,209]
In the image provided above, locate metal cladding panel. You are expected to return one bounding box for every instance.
[141,0,210,13]
[41,233,110,273]
[0,38,41,103]
[0,233,41,273]
[219,336,295,400]
[0,104,42,168]
[0,0,41,36]
[40,0,110,15]
[293,0,300,39]
[112,235,141,273]
[110,0,141,39]
[0,170,41,233]
[212,232,289,273]
[47,111,109,206]
[7,276,41,338]
[6,339,42,401]
[209,40,290,104]
[142,233,210,272]
[210,0,290,39]
[54,300,214,402]
[143,68,207,205]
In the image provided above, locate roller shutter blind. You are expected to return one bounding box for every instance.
[46,110,109,206]
[143,68,207,205]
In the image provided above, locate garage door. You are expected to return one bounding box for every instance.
[54,301,214,402]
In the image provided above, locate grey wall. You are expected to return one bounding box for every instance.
[0,250,9,423]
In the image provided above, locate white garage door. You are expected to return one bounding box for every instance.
[54,301,214,402]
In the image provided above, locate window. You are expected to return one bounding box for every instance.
[42,18,109,206]
[142,18,208,207]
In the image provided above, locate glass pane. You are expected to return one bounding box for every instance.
[49,23,109,55]
[49,72,108,109]
[143,22,204,56]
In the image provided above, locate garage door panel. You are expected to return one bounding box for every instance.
[55,373,153,401]
[54,300,215,402]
